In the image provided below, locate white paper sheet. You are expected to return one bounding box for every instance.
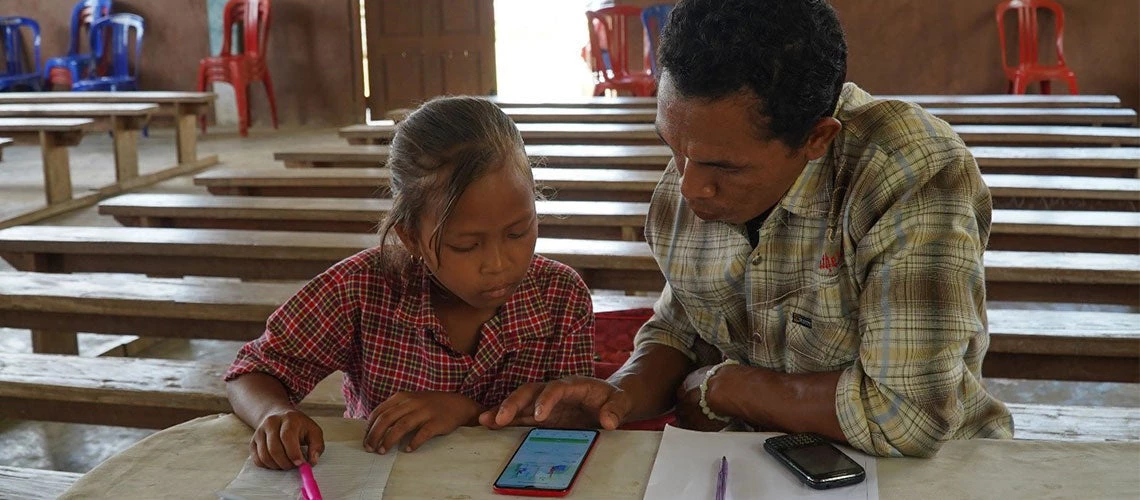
[643,426,878,500]
[216,441,396,500]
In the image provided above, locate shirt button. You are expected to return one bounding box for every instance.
[751,254,763,265]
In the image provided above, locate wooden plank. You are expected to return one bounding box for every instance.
[196,167,1140,210]
[0,155,220,230]
[274,144,1140,176]
[486,95,1124,109]
[98,194,1140,252]
[0,226,1134,304]
[0,352,1134,440]
[0,91,215,106]
[0,353,345,428]
[497,107,1139,126]
[0,103,158,119]
[1,271,1134,381]
[342,122,1140,147]
[0,466,82,500]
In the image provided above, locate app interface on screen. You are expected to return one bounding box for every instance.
[785,444,860,476]
[495,429,597,490]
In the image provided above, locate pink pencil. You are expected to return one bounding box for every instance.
[298,463,324,500]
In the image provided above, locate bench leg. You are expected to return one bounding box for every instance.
[174,103,200,164]
[111,116,141,183]
[40,131,74,205]
[32,330,79,355]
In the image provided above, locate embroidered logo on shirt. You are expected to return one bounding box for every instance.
[818,252,842,273]
[792,313,813,329]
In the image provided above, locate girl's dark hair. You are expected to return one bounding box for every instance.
[377,96,530,269]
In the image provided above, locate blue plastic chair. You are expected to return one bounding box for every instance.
[72,13,143,91]
[0,17,44,91]
[640,3,673,77]
[43,0,113,89]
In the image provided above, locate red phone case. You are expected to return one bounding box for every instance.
[492,429,600,497]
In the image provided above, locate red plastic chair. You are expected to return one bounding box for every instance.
[585,6,656,97]
[197,0,277,137]
[591,308,676,431]
[995,0,1078,95]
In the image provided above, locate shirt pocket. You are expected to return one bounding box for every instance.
[684,307,738,363]
[784,302,860,373]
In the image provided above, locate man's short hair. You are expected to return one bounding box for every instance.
[658,0,848,148]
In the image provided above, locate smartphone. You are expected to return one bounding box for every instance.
[763,433,866,490]
[492,428,601,497]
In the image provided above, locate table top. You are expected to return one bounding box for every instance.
[60,414,1139,499]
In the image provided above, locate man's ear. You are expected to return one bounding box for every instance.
[801,117,842,161]
[393,224,420,259]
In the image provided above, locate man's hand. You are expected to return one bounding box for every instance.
[363,391,483,454]
[675,365,732,432]
[478,376,633,430]
[250,408,325,470]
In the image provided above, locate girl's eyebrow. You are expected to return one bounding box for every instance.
[452,213,534,237]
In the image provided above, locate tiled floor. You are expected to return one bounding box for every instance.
[0,126,1137,476]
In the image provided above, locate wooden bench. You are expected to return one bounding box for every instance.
[0,103,158,183]
[0,352,1134,441]
[341,122,1140,147]
[0,137,11,160]
[0,466,83,500]
[496,106,1139,126]
[0,226,1134,305]
[0,117,93,204]
[2,271,1135,382]
[194,167,1140,212]
[97,194,1140,254]
[0,91,217,165]
[487,94,1124,109]
[275,144,1140,177]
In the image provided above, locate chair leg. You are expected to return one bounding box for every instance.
[262,73,279,129]
[235,82,250,137]
[1040,80,1052,95]
[1013,77,1029,95]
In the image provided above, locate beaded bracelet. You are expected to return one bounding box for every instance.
[698,359,740,423]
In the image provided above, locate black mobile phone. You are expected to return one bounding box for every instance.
[764,433,866,490]
[492,428,601,497]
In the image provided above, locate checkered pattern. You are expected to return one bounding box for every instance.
[225,248,595,418]
[635,83,1014,457]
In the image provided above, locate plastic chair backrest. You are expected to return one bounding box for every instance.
[640,3,673,75]
[586,6,643,82]
[219,0,271,60]
[90,13,143,79]
[66,0,112,57]
[0,17,41,77]
[996,0,1069,70]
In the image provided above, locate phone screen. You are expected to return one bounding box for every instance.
[494,429,599,492]
[783,443,862,477]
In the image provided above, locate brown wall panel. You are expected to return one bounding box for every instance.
[11,0,362,126]
[617,0,1138,110]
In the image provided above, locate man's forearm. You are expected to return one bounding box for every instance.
[709,366,846,442]
[608,343,693,421]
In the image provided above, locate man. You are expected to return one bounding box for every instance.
[482,0,1013,457]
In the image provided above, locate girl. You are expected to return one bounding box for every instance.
[224,96,595,470]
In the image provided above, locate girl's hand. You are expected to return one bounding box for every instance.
[363,391,484,454]
[251,408,325,470]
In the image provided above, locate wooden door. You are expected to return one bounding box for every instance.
[363,0,496,116]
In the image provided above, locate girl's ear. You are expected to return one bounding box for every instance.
[393,224,421,259]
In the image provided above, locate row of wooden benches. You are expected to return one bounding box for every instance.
[272,144,1140,178]
[94,193,1140,254]
[342,122,1140,147]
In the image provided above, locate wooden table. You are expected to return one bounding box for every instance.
[487,94,1125,109]
[0,103,157,183]
[0,117,92,204]
[57,414,1140,499]
[0,91,215,165]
